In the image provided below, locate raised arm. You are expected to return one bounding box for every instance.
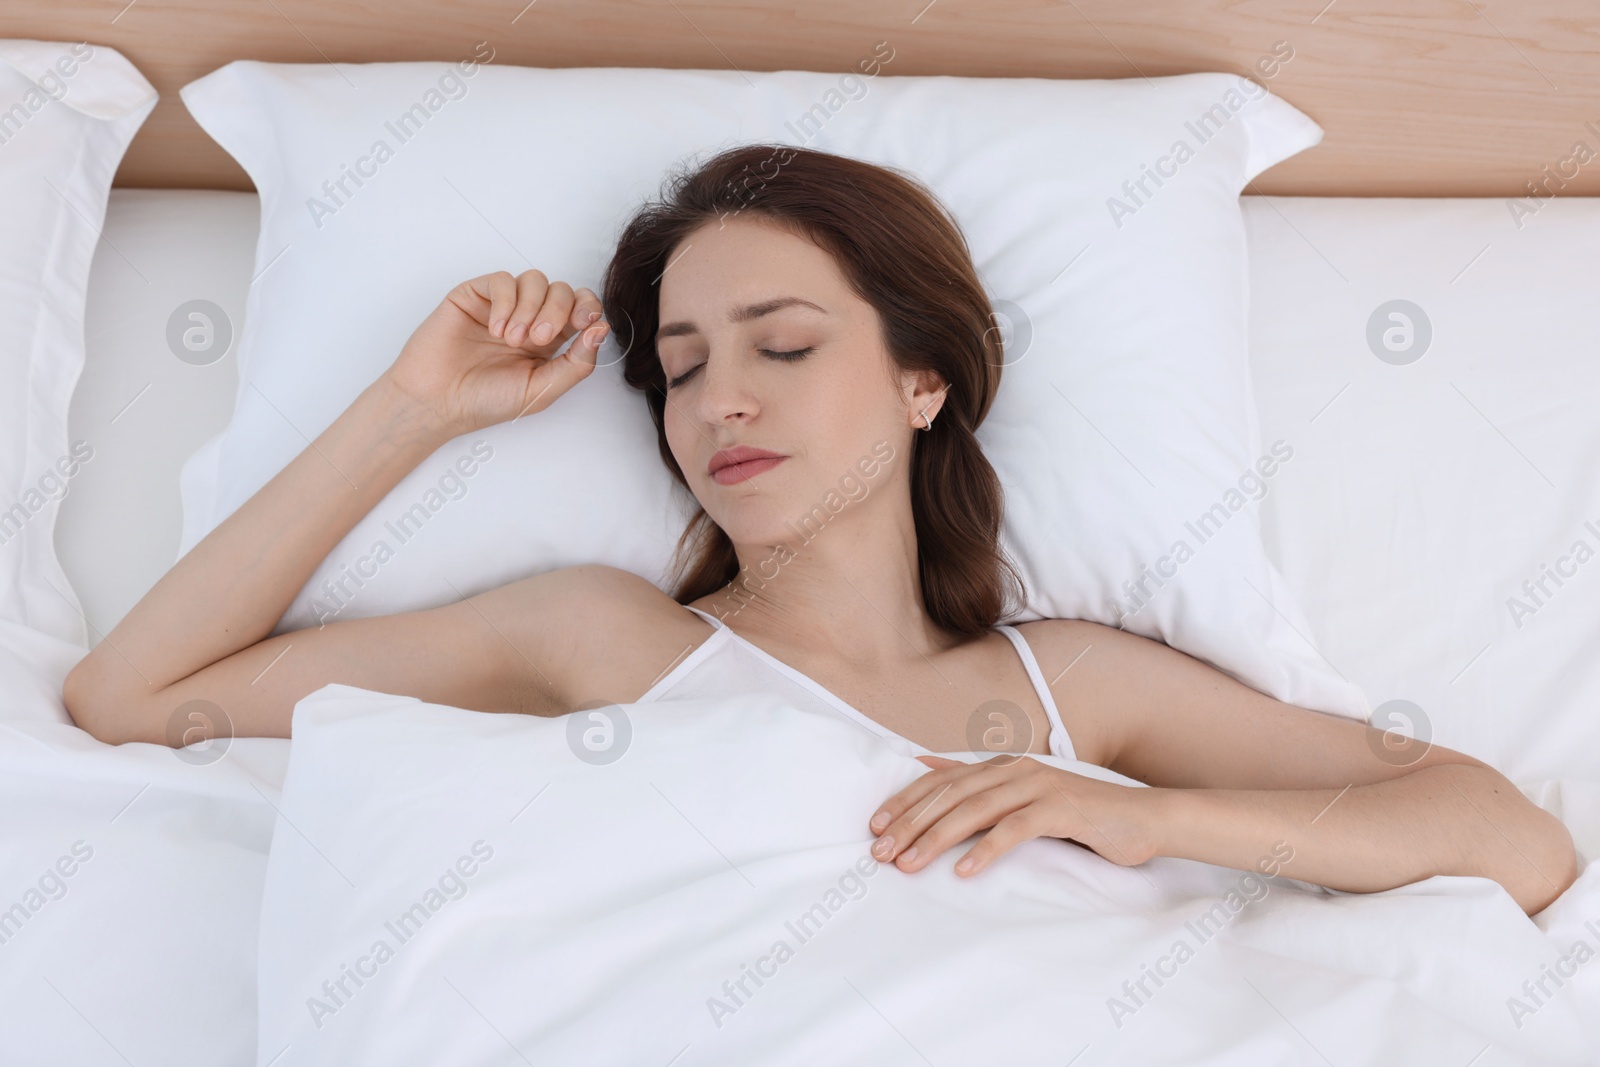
[64,270,611,746]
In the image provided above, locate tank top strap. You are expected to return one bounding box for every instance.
[684,604,727,630]
[994,624,1078,762]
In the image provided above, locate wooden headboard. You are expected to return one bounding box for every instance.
[16,0,1600,197]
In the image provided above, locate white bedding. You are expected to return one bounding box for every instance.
[0,619,286,1064]
[253,683,1600,1067]
[2,631,1596,1065]
[12,190,1600,1063]
[1246,194,1600,793]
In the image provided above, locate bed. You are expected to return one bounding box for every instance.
[5,8,1600,1066]
[6,184,1593,1065]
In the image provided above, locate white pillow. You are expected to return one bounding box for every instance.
[0,40,155,647]
[255,682,1579,1065]
[178,59,1366,719]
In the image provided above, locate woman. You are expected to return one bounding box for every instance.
[64,145,1577,915]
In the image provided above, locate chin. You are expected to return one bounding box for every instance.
[707,507,800,549]
[697,485,800,542]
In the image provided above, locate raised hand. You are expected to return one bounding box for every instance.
[384,269,610,437]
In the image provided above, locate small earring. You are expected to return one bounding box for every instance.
[919,385,949,431]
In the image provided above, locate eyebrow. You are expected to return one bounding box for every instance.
[656,297,827,340]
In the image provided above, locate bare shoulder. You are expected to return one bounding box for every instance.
[1014,615,1313,778]
[467,563,714,715]
[1012,616,1156,663]
[1013,615,1495,793]
[1010,617,1174,769]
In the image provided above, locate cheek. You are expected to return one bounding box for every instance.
[662,408,691,474]
[808,387,899,473]
[828,365,900,431]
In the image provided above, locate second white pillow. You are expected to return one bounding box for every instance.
[0,39,156,649]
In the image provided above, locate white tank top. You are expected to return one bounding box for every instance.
[637,605,1078,761]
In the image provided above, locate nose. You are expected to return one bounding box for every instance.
[690,346,759,426]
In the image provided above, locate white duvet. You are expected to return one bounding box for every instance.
[3,621,1598,1066]
[254,684,1600,1067]
[0,618,283,1066]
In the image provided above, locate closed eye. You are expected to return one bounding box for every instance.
[665,346,815,390]
[761,346,814,363]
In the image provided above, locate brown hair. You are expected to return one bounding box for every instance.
[601,143,1026,637]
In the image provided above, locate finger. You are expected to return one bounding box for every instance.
[953,807,1049,877]
[867,756,991,837]
[514,320,608,419]
[503,270,551,346]
[868,762,967,838]
[874,756,966,828]
[522,281,575,349]
[569,287,604,331]
[871,769,995,863]
[479,271,518,338]
[570,320,609,365]
[893,784,1037,872]
[873,760,1039,863]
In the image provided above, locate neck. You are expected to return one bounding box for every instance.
[701,493,954,668]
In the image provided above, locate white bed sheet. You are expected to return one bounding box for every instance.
[1244,194,1600,822]
[55,189,249,652]
[0,619,286,1064]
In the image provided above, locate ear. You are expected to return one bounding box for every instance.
[902,368,949,429]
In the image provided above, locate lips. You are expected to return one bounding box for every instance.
[708,445,787,485]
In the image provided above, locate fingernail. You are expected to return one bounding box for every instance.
[870,811,889,831]
[900,846,919,864]
[586,310,601,325]
[872,835,894,858]
[589,324,608,344]
[955,856,975,874]
[491,318,506,337]
[533,322,554,343]
[507,322,527,344]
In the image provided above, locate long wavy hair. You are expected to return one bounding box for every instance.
[601,143,1026,637]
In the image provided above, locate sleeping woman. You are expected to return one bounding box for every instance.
[63,144,1577,916]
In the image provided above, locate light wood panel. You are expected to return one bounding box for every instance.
[7,0,1600,196]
